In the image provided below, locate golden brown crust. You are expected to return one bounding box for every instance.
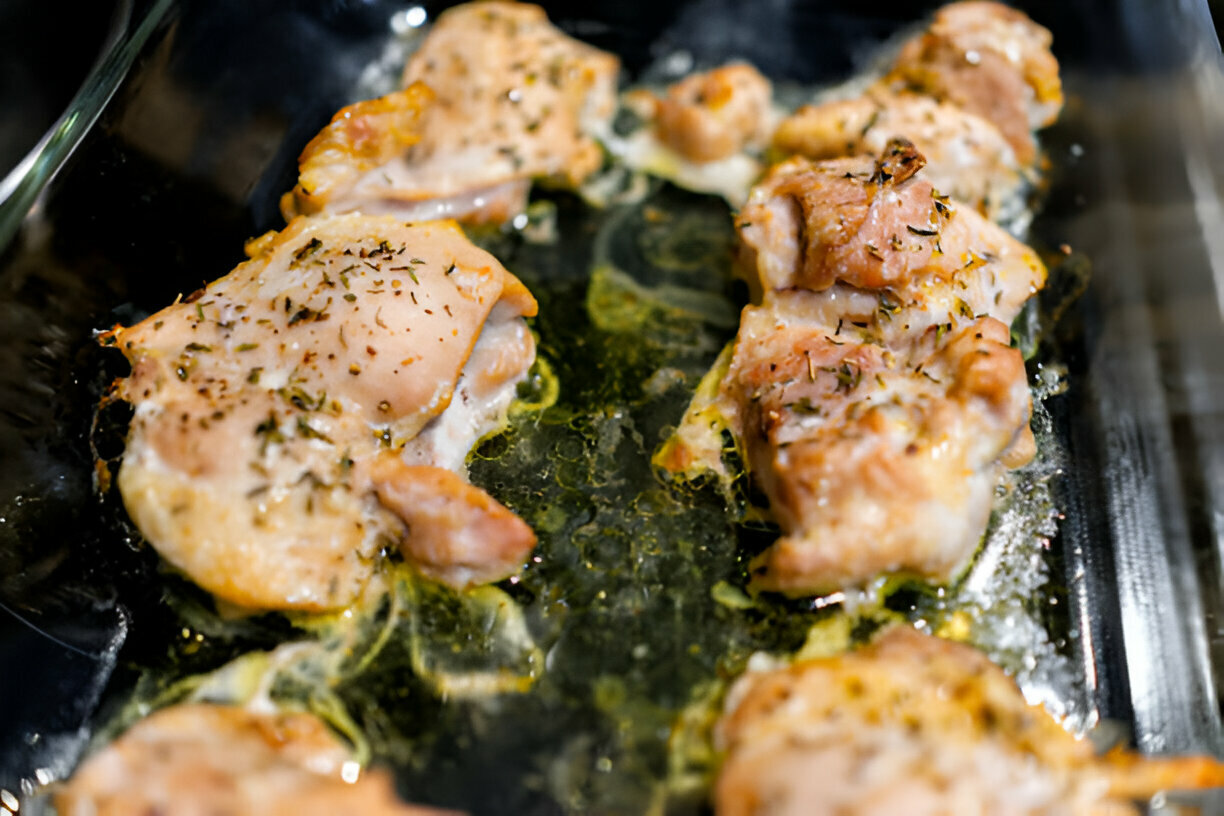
[281,84,434,220]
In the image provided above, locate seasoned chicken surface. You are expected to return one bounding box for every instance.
[658,6,1062,593]
[402,1,618,188]
[111,215,538,611]
[652,63,775,163]
[736,142,1045,317]
[716,627,1224,816]
[662,142,1044,592]
[727,308,1031,595]
[885,1,1063,164]
[56,703,457,816]
[773,90,1024,221]
[285,2,618,224]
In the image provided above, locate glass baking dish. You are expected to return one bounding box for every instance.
[1,0,1223,812]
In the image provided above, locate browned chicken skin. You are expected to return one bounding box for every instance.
[369,457,537,588]
[282,85,434,221]
[111,215,538,611]
[284,2,619,224]
[716,628,1224,816]
[664,141,1044,593]
[56,704,459,816]
[730,310,1032,594]
[773,2,1060,225]
[773,89,1024,220]
[739,141,1044,312]
[885,0,1063,165]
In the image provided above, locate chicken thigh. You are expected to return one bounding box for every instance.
[663,142,1043,593]
[736,141,1045,319]
[716,627,1224,816]
[110,215,537,611]
[650,63,775,164]
[727,308,1032,595]
[773,90,1025,221]
[56,703,457,816]
[885,0,1063,165]
[282,1,619,224]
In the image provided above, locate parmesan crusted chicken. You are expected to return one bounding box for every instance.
[716,627,1224,816]
[283,1,619,224]
[773,90,1024,221]
[662,141,1044,593]
[110,214,537,611]
[885,1,1063,165]
[56,704,457,816]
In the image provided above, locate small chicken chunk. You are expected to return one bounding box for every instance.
[736,141,1045,327]
[886,1,1063,164]
[56,703,457,816]
[284,2,618,224]
[110,215,538,611]
[726,308,1032,595]
[653,62,774,163]
[774,91,1024,221]
[716,627,1224,816]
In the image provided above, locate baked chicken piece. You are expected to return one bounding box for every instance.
[884,0,1063,165]
[661,142,1043,593]
[725,306,1032,595]
[716,627,1224,816]
[737,141,1045,320]
[773,90,1024,221]
[650,62,775,164]
[282,1,619,225]
[109,214,537,611]
[56,703,457,816]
